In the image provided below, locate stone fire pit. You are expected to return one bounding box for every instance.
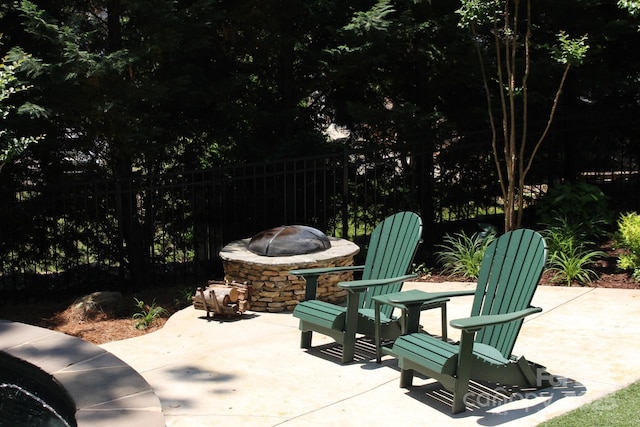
[219,235,359,312]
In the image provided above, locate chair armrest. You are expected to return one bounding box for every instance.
[289,265,365,277]
[291,265,365,301]
[450,306,543,332]
[338,274,418,292]
[387,289,475,305]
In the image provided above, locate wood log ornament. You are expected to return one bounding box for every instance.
[192,281,252,318]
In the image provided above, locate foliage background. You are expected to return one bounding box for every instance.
[1,0,639,300]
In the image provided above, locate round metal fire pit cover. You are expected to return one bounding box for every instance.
[247,225,331,256]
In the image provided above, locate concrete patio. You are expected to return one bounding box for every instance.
[99,281,640,426]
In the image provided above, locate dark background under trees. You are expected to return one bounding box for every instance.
[1,0,639,302]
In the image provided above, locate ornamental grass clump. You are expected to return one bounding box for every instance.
[542,216,606,286]
[546,240,606,286]
[132,298,169,330]
[616,212,640,281]
[436,229,496,279]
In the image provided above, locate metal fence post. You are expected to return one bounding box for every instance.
[342,146,349,239]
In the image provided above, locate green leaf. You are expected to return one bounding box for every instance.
[343,0,396,35]
[552,31,589,66]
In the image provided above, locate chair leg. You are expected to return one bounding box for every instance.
[451,330,475,413]
[300,331,312,348]
[340,291,359,364]
[342,339,355,364]
[399,369,414,388]
[440,303,448,342]
[451,378,469,414]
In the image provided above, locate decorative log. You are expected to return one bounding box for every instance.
[193,281,253,317]
[195,287,217,318]
[238,300,250,312]
[207,285,240,304]
[210,287,231,306]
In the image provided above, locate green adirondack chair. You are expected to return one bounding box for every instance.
[389,228,548,413]
[290,211,424,364]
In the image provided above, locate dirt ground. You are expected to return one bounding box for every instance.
[2,241,639,345]
[0,287,184,345]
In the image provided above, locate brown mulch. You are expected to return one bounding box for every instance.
[0,287,182,345]
[2,241,639,345]
[425,270,639,289]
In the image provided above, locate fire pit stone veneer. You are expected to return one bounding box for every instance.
[219,237,360,312]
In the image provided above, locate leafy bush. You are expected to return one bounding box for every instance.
[536,182,613,240]
[616,212,640,281]
[436,229,497,279]
[174,287,194,309]
[132,298,169,330]
[541,215,590,256]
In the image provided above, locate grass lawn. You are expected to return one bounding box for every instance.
[538,380,640,426]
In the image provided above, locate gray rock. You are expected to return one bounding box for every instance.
[73,291,124,314]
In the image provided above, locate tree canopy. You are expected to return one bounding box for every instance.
[1,0,639,216]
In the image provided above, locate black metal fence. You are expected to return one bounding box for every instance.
[1,140,638,303]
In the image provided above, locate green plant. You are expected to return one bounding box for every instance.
[616,212,640,281]
[546,240,606,286]
[541,215,590,256]
[132,298,169,330]
[536,182,613,240]
[1,43,44,172]
[174,287,194,309]
[436,230,497,279]
[411,262,432,279]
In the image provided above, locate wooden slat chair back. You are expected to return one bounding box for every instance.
[391,229,548,413]
[358,212,423,317]
[291,211,422,363]
[471,228,547,358]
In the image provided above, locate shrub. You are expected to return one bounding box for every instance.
[541,215,590,256]
[616,212,640,281]
[536,182,613,240]
[436,229,496,279]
